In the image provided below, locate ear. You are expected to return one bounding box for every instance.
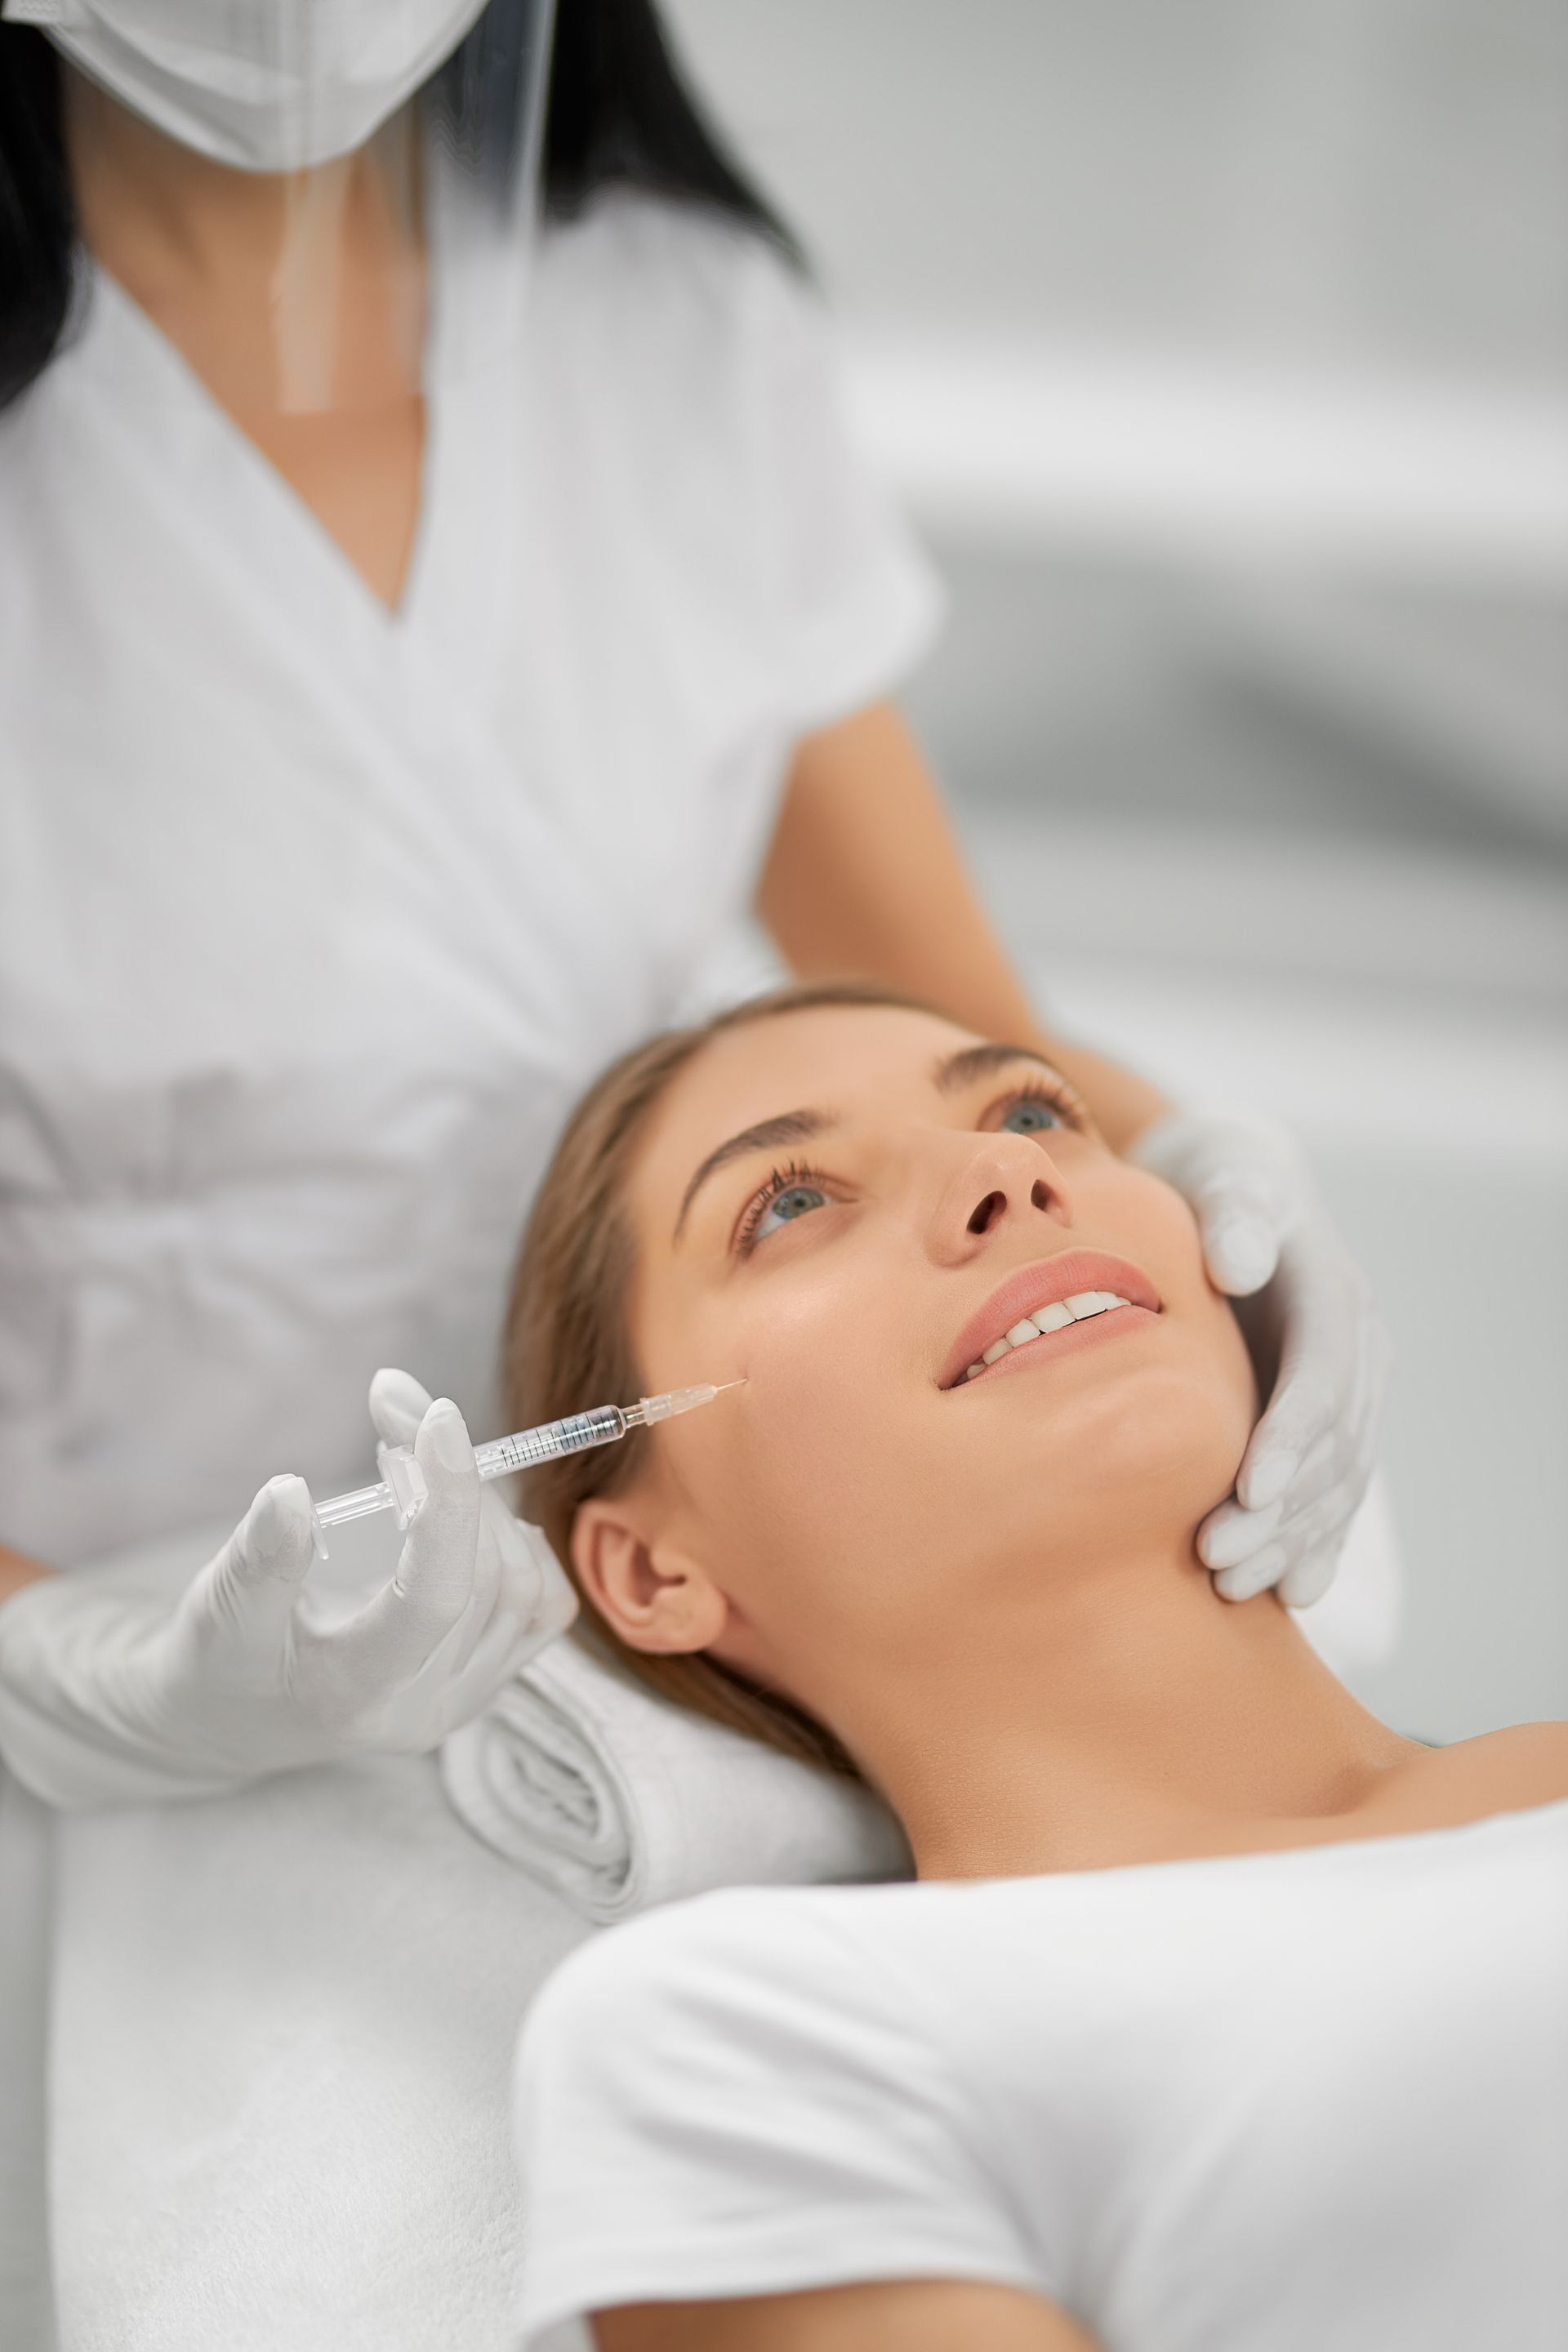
[571,1498,731,1656]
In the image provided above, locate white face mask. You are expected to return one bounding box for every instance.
[4,0,493,171]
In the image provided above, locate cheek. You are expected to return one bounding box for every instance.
[1205,1294,1263,1441]
[641,1252,912,1584]
[1135,1177,1260,1429]
[1117,1166,1259,1433]
[1084,1194,1259,1512]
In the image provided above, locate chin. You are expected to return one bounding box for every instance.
[1004,1351,1253,1543]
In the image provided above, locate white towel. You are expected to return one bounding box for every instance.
[439,1633,911,1922]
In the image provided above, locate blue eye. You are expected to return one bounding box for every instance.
[1000,1094,1064,1134]
[750,1181,828,1244]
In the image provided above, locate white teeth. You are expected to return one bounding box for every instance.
[963,1293,1134,1381]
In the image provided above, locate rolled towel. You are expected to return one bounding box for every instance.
[439,1633,911,1922]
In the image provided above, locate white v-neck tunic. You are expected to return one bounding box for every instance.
[514,1799,1568,2352]
[0,187,938,1566]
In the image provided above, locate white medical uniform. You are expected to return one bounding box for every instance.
[0,185,937,2349]
[515,1799,1568,2351]
[0,185,938,1566]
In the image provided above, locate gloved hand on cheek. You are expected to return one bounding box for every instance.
[1129,1111,1390,1609]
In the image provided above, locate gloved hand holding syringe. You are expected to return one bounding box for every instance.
[314,1379,746,1551]
[0,1368,742,1811]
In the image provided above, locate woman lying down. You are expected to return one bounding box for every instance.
[504,981,1566,2352]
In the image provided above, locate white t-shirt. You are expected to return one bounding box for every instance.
[514,1798,1568,2352]
[0,181,938,1566]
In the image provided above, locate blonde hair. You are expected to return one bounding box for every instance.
[502,979,940,1776]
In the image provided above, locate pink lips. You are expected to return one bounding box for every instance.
[938,1250,1161,1391]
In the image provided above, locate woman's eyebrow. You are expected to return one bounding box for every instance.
[933,1041,1063,1092]
[673,1109,834,1241]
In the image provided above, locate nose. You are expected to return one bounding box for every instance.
[925,1131,1074,1268]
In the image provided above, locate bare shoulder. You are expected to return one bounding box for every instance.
[1401,1719,1568,1824]
[1474,1718,1568,1791]
[595,2278,1100,2352]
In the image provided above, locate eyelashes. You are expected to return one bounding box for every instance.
[732,1079,1091,1256]
[735,1158,828,1256]
[1001,1077,1089,1134]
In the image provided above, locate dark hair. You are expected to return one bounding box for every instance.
[0,0,800,412]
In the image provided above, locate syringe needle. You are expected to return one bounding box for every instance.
[624,1378,746,1428]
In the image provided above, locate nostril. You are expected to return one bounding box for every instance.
[967,1189,1006,1236]
[1031,1179,1052,1212]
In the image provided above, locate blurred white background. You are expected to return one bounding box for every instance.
[666,0,1568,1740]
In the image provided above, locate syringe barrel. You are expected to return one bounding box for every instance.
[474,1405,627,1476]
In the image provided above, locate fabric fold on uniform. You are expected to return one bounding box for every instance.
[439,1633,911,1922]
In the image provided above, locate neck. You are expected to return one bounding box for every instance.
[65,70,424,416]
[821,1535,1414,1880]
[70,91,279,268]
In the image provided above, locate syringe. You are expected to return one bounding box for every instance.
[311,1381,744,1548]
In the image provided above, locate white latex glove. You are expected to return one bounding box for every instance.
[1129,1111,1390,1609]
[0,1383,577,1809]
